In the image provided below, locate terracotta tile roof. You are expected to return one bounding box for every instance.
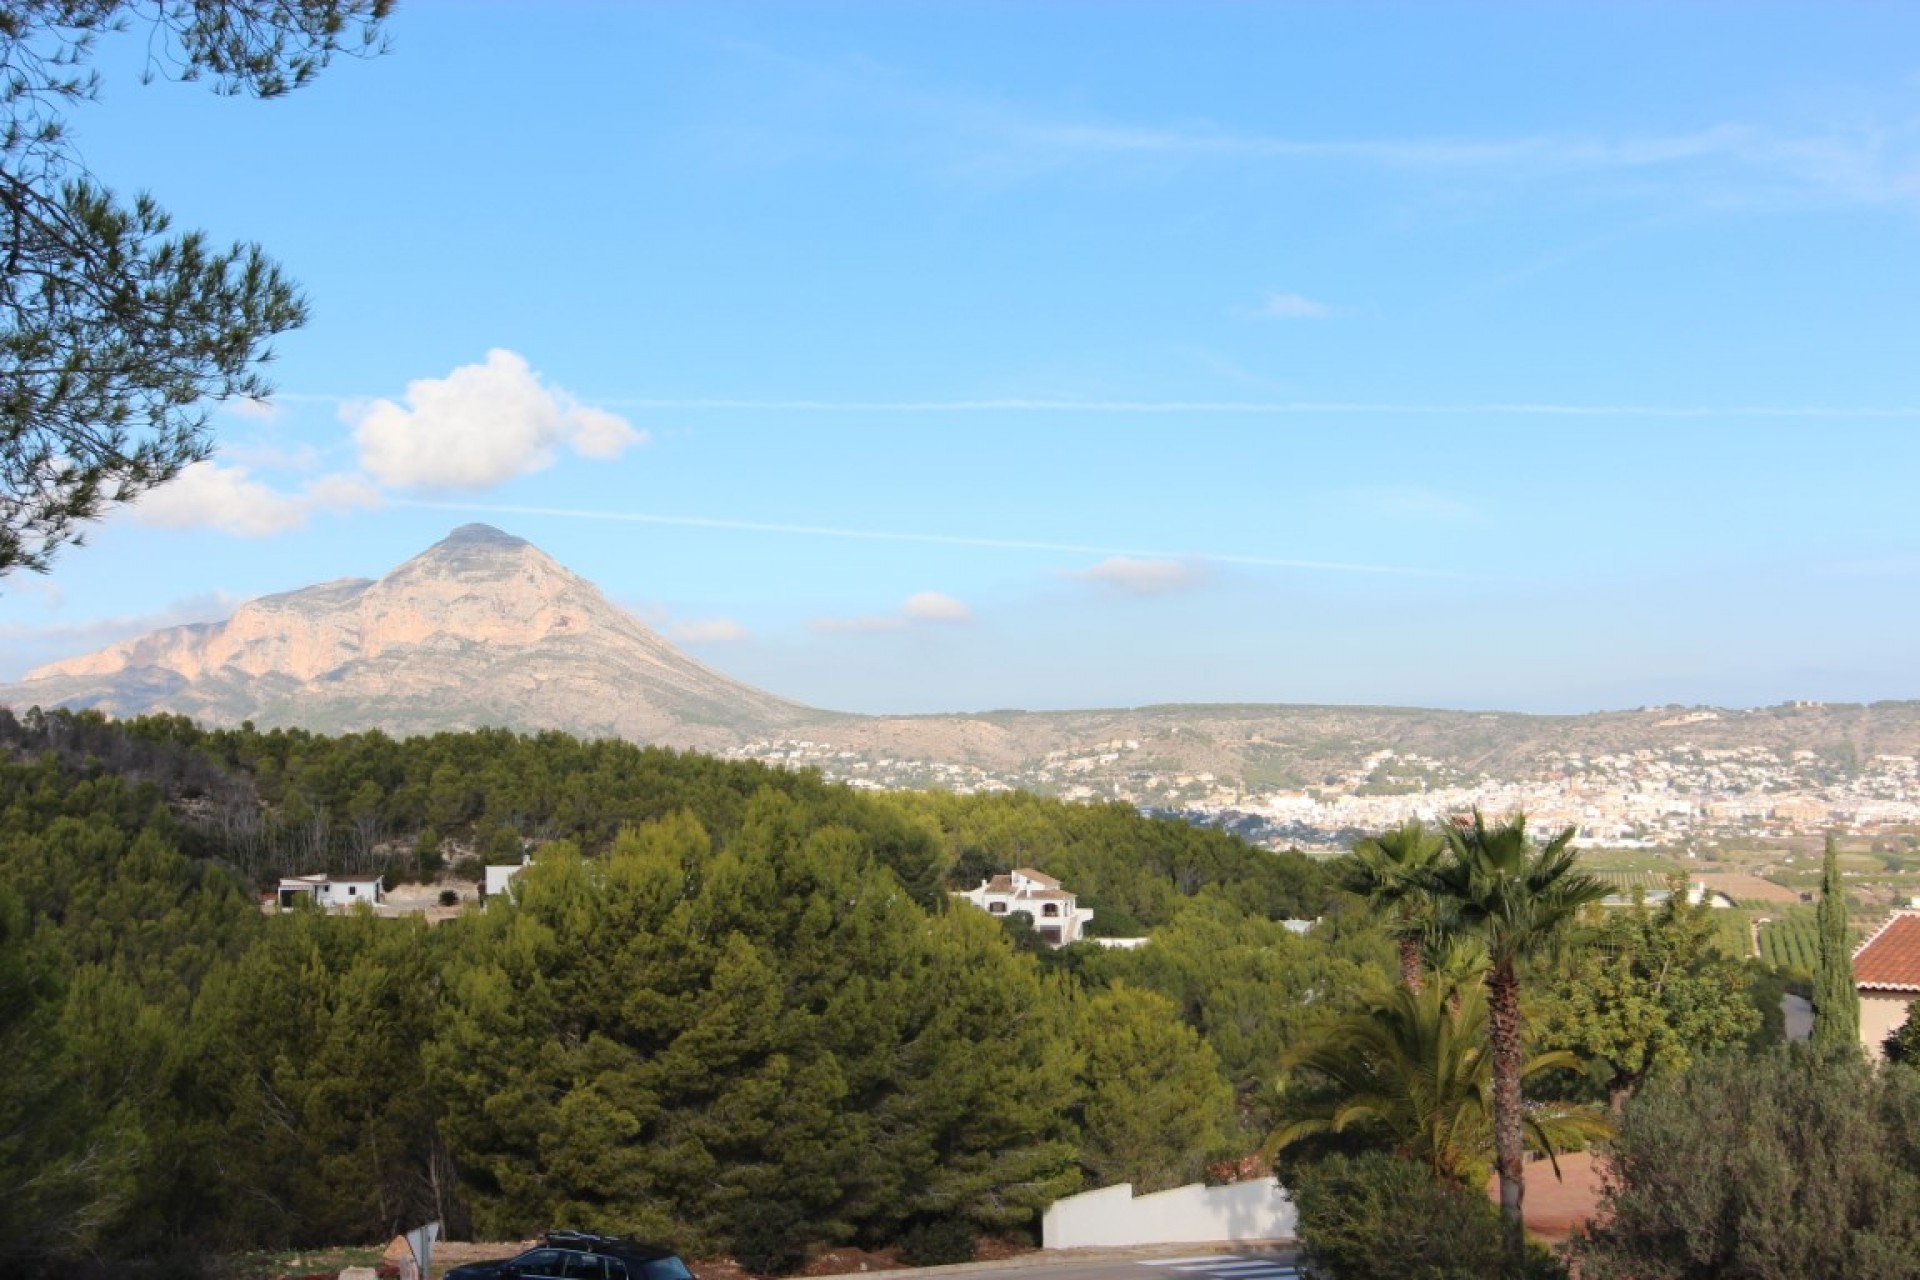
[1013,867,1061,888]
[1854,911,1920,992]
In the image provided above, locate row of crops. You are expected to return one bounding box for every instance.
[1755,908,1863,973]
[1757,910,1823,973]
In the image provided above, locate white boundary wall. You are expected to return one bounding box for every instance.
[1042,1180,1297,1249]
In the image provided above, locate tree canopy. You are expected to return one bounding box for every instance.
[1535,887,1760,1109]
[0,0,391,576]
[1812,833,1861,1051]
[0,711,1339,1274]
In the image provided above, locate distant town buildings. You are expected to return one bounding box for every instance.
[726,736,1920,854]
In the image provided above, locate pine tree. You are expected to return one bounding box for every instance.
[1072,985,1236,1192]
[1812,834,1861,1052]
[1,2,392,575]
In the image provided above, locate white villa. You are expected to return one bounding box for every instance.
[274,873,385,912]
[955,867,1095,945]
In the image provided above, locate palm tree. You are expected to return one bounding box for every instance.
[1429,809,1607,1269]
[1339,821,1446,992]
[1268,978,1607,1187]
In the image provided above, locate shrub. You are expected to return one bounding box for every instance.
[730,1199,810,1276]
[1291,1152,1565,1280]
[1885,1001,1920,1066]
[897,1218,977,1267]
[438,888,460,907]
[1570,1046,1920,1279]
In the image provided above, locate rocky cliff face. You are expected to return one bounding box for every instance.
[8,524,815,749]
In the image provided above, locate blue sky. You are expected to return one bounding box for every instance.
[3,2,1918,715]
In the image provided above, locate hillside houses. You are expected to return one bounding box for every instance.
[954,868,1095,945]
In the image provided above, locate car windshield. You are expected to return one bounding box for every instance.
[637,1257,693,1280]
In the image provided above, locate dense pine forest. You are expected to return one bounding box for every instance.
[0,709,1359,1277]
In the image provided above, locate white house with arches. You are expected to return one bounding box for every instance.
[955,867,1095,945]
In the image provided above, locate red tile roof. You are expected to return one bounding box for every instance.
[1013,867,1061,888]
[1854,911,1920,992]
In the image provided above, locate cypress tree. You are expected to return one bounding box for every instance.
[1812,834,1861,1051]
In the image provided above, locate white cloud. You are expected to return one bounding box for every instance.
[812,590,974,634]
[810,614,906,635]
[218,441,326,472]
[673,618,751,643]
[1348,485,1486,526]
[7,577,63,609]
[220,396,282,423]
[999,115,1920,205]
[1830,555,1920,578]
[902,591,972,623]
[131,461,382,536]
[1068,556,1207,596]
[1259,292,1333,319]
[348,348,646,489]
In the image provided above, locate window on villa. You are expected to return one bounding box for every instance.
[989,903,1006,914]
[1043,904,1059,917]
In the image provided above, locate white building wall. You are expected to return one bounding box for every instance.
[485,862,527,900]
[317,879,381,908]
[1042,1180,1297,1249]
[1861,991,1915,1061]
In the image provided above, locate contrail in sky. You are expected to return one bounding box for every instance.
[394,500,1459,579]
[279,393,1920,418]
[588,398,1920,418]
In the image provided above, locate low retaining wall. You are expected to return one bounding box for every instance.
[1042,1179,1297,1249]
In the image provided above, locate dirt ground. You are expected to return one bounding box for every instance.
[1489,1150,1607,1244]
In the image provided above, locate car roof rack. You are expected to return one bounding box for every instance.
[544,1230,626,1249]
[541,1230,677,1261]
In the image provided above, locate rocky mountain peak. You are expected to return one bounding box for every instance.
[4,527,814,747]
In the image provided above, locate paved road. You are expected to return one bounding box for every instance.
[866,1247,1306,1280]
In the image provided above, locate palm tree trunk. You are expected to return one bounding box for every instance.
[1399,936,1424,993]
[1484,959,1527,1269]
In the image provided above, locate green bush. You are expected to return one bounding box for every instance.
[1570,1046,1920,1279]
[1886,1002,1920,1066]
[730,1200,810,1276]
[897,1218,978,1267]
[1291,1152,1565,1280]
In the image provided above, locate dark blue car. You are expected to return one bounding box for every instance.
[444,1232,696,1280]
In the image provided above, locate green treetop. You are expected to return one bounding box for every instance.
[1428,809,1607,1272]
[1537,885,1761,1110]
[1812,834,1862,1052]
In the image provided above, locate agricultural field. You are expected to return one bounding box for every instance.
[1751,907,1866,975]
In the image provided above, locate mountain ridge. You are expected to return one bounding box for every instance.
[6,527,1920,818]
